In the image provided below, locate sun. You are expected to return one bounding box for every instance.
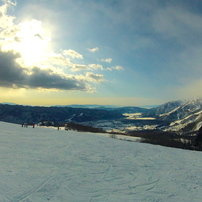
[17,20,51,66]
[6,19,51,66]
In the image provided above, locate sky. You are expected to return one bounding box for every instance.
[0,0,202,106]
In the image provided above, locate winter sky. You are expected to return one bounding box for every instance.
[0,0,202,106]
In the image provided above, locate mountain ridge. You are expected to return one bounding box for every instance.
[1,98,202,137]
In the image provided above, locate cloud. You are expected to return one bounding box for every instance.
[101,58,112,63]
[34,33,44,40]
[88,64,103,70]
[85,72,104,83]
[87,47,99,52]
[27,67,89,91]
[3,0,16,6]
[70,64,89,72]
[107,66,125,71]
[0,50,92,91]
[0,50,25,88]
[0,3,15,29]
[46,53,72,67]
[62,49,83,59]
[0,1,102,92]
[0,1,125,95]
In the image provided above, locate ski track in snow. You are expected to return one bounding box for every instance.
[0,122,202,201]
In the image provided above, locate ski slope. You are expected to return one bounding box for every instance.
[0,121,202,202]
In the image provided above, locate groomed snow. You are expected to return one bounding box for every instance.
[0,121,202,202]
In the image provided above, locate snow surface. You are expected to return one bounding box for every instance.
[0,121,202,202]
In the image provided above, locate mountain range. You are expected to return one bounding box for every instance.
[1,98,202,136]
[0,104,125,124]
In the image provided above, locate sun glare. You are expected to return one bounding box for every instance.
[5,19,51,66]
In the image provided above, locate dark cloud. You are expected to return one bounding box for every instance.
[0,50,90,91]
[27,67,88,90]
[0,50,25,88]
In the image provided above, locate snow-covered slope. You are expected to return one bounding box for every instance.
[0,122,202,201]
[156,99,202,133]
[163,110,202,133]
[159,98,202,121]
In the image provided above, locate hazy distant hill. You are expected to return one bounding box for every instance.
[0,104,125,124]
[52,104,148,113]
[51,104,122,109]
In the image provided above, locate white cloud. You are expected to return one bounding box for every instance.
[87,47,99,52]
[88,63,103,70]
[70,64,89,72]
[101,58,112,63]
[62,49,83,59]
[107,66,125,71]
[0,3,15,29]
[46,53,72,67]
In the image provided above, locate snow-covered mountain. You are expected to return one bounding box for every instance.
[137,98,202,135]
[142,100,183,118]
[159,98,202,121]
[0,121,202,201]
[166,111,202,134]
[154,99,202,134]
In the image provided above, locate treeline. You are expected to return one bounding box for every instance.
[65,122,106,133]
[127,129,202,151]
